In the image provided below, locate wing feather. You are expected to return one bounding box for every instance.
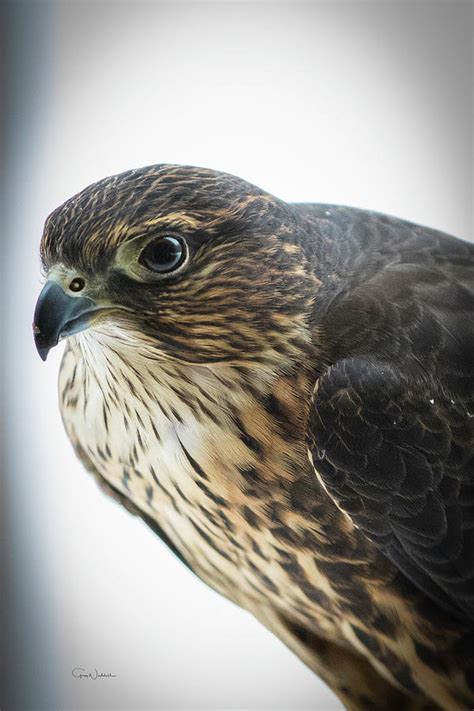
[307,358,474,621]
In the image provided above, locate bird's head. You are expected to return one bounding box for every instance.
[34,165,318,368]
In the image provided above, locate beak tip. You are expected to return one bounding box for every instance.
[33,322,47,361]
[34,335,51,361]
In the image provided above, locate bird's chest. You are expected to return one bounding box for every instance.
[58,340,347,634]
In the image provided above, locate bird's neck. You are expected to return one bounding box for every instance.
[58,327,334,606]
[61,325,315,499]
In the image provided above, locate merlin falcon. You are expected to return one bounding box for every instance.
[33,165,474,710]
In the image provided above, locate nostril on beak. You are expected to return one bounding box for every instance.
[69,277,85,293]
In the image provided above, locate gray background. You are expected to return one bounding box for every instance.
[2,1,473,710]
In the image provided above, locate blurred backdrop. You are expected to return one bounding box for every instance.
[3,1,473,710]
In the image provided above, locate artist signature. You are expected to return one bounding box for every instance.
[72,667,117,680]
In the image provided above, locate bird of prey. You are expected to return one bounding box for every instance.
[33,165,473,710]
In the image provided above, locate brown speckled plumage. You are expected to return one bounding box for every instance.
[36,165,474,710]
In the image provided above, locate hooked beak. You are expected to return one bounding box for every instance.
[33,280,100,361]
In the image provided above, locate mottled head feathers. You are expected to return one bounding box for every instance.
[40,164,319,365]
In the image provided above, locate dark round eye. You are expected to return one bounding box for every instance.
[138,235,186,273]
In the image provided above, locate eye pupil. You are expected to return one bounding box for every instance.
[139,235,185,273]
[69,277,85,292]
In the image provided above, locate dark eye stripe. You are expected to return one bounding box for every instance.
[138,235,186,273]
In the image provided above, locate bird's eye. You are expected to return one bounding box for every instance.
[138,235,186,273]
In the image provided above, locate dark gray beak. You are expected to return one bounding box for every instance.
[33,280,98,361]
